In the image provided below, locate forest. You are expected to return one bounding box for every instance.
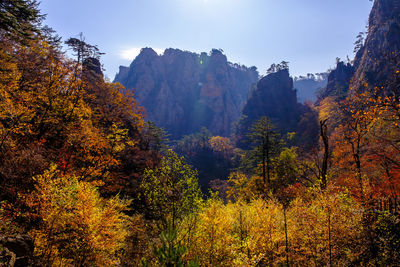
[0,0,399,266]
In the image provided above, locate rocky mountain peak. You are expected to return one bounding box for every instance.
[317,61,354,101]
[136,47,159,60]
[258,69,292,89]
[114,48,258,139]
[369,0,400,26]
[351,0,400,93]
[236,68,319,149]
[210,49,228,63]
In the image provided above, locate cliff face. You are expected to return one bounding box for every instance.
[351,0,400,93]
[242,69,299,132]
[114,48,258,139]
[318,62,355,101]
[236,69,319,148]
[316,0,400,102]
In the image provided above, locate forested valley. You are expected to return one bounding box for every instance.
[1,0,400,266]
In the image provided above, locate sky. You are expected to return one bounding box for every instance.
[38,0,373,80]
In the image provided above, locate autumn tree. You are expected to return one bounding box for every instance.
[0,35,92,209]
[140,150,203,265]
[0,5,155,247]
[364,91,400,199]
[27,165,130,266]
[289,187,363,266]
[320,119,330,190]
[174,129,234,188]
[188,198,235,266]
[333,89,379,204]
[271,147,301,192]
[141,149,202,230]
[209,136,233,158]
[226,172,259,202]
[186,197,288,266]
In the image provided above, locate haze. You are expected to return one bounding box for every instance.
[39,0,373,79]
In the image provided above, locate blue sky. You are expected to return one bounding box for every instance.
[39,0,373,80]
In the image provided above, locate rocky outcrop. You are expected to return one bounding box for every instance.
[242,69,299,132]
[317,62,355,101]
[0,235,34,266]
[236,69,319,148]
[83,57,103,77]
[114,48,258,139]
[351,0,400,93]
[316,0,400,102]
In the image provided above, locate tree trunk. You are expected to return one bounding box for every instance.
[328,210,332,266]
[284,207,290,267]
[262,138,266,184]
[266,132,271,184]
[320,120,329,190]
[352,140,365,206]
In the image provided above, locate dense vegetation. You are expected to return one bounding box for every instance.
[1,1,399,266]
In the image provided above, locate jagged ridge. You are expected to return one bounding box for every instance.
[114,48,259,139]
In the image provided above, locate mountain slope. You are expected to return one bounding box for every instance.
[236,69,319,148]
[114,48,258,139]
[351,0,400,93]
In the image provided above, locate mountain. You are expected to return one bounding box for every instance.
[317,61,355,102]
[236,69,319,148]
[294,73,328,103]
[321,0,400,101]
[351,0,400,94]
[114,48,259,139]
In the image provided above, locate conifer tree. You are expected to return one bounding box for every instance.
[244,116,281,185]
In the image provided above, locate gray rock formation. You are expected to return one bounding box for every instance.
[351,0,400,93]
[318,62,354,102]
[114,48,258,139]
[236,69,319,148]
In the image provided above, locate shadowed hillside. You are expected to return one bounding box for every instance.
[115,48,259,139]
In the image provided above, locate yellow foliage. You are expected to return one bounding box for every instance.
[189,198,235,266]
[186,198,286,266]
[318,96,341,122]
[289,187,363,266]
[27,165,130,266]
[227,172,265,201]
[209,136,233,154]
[181,187,364,266]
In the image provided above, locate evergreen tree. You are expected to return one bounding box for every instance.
[0,0,42,39]
[244,116,282,185]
